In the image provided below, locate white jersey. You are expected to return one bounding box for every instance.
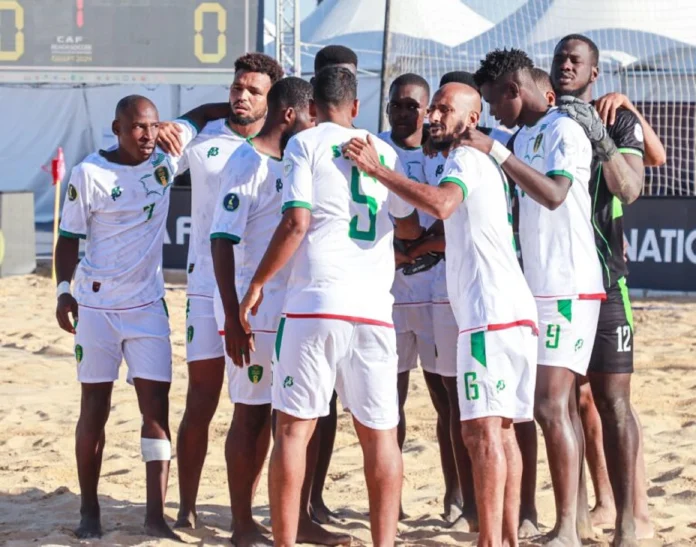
[184,119,249,298]
[438,146,537,333]
[513,108,605,300]
[59,120,196,309]
[424,152,450,304]
[378,131,433,306]
[281,122,415,326]
[210,141,288,332]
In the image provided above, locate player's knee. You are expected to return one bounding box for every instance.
[141,437,171,462]
[592,389,630,421]
[578,384,595,417]
[460,418,500,452]
[79,391,111,429]
[534,396,565,429]
[232,403,271,433]
[185,384,221,423]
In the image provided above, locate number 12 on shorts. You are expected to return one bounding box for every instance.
[616,325,632,352]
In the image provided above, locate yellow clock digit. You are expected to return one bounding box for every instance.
[194,2,227,64]
[0,0,24,61]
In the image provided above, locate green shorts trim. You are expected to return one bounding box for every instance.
[617,276,634,331]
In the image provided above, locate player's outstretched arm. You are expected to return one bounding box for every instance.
[158,102,231,155]
[343,136,461,220]
[558,97,644,204]
[55,236,80,334]
[240,207,310,334]
[211,238,253,366]
[595,92,666,167]
[457,127,570,210]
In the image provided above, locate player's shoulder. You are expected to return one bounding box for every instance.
[606,106,642,140]
[75,151,114,180]
[545,108,588,139]
[195,117,225,136]
[369,132,398,160]
[225,141,263,175]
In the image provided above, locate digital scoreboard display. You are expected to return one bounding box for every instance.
[0,0,260,84]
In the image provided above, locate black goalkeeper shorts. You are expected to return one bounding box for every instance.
[588,277,634,374]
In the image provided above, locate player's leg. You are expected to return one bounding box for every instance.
[297,421,352,546]
[515,420,539,537]
[176,297,225,528]
[534,365,580,546]
[75,382,113,538]
[341,323,402,547]
[502,423,523,547]
[309,392,339,524]
[124,300,178,540]
[271,317,344,546]
[73,307,120,539]
[587,283,640,545]
[631,406,654,539]
[577,378,615,526]
[397,369,411,452]
[568,377,592,539]
[434,304,476,529]
[225,332,275,547]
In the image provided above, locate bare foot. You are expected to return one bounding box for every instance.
[449,512,478,533]
[232,529,273,547]
[518,517,540,538]
[541,531,582,547]
[297,518,351,546]
[174,508,196,529]
[634,515,654,540]
[75,511,102,539]
[310,500,342,525]
[577,514,595,540]
[145,516,182,541]
[589,503,616,527]
[443,502,462,524]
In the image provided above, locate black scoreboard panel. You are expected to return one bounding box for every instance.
[0,0,261,84]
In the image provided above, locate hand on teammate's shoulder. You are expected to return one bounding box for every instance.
[156,121,184,156]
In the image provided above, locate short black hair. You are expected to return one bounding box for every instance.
[558,34,600,67]
[313,66,357,107]
[234,52,284,84]
[389,73,430,95]
[267,77,313,113]
[439,71,478,90]
[115,94,156,118]
[474,48,534,88]
[530,67,552,91]
[314,45,358,73]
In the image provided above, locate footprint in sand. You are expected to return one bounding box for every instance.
[647,486,666,497]
[653,467,683,482]
[673,490,696,502]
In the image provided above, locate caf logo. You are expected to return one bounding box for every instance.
[154,166,170,187]
[223,193,240,212]
[248,365,264,384]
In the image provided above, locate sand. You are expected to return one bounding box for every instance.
[0,273,695,546]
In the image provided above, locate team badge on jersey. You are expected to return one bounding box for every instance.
[187,325,194,343]
[92,281,101,293]
[223,192,240,212]
[207,147,219,158]
[154,166,170,187]
[275,178,283,192]
[67,184,78,201]
[111,186,122,201]
[75,344,83,363]
[248,365,264,384]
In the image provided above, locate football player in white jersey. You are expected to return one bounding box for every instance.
[462,48,605,547]
[157,53,284,529]
[344,80,539,547]
[378,73,462,521]
[55,95,229,540]
[210,76,348,547]
[239,67,422,547]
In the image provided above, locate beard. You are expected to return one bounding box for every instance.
[229,110,264,126]
[431,120,465,151]
[559,77,592,99]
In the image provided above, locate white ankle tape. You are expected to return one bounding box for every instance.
[141,438,171,462]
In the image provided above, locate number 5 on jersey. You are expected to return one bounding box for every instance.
[348,166,378,242]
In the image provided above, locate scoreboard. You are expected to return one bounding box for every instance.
[0,0,261,84]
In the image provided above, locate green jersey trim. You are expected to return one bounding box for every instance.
[617,276,634,331]
[439,176,468,200]
[210,232,241,243]
[176,115,202,134]
[612,196,624,220]
[248,138,282,161]
[546,170,574,183]
[282,200,312,213]
[225,119,258,140]
[59,229,86,240]
[618,147,644,158]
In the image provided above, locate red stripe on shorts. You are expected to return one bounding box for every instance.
[578,293,607,301]
[459,319,539,337]
[285,313,394,328]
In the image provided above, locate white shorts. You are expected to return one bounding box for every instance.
[536,298,602,375]
[186,296,224,363]
[225,332,274,405]
[432,302,458,377]
[457,326,537,423]
[273,317,399,430]
[74,299,172,384]
[393,305,436,374]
